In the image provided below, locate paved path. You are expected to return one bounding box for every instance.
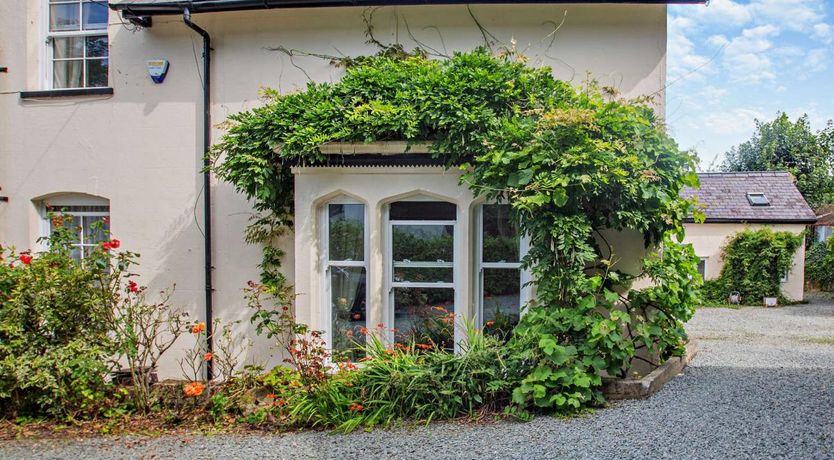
[4,301,834,459]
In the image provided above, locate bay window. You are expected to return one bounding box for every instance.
[46,0,109,89]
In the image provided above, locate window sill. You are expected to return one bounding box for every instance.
[19,87,113,99]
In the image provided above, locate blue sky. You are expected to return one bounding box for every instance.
[667,0,834,169]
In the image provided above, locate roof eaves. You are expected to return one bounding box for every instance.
[111,0,707,18]
[685,217,818,224]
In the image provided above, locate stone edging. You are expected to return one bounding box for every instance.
[602,339,699,400]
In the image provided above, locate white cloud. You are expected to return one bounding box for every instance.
[707,34,730,47]
[667,16,716,81]
[702,108,768,136]
[717,26,780,82]
[803,48,829,73]
[813,23,833,43]
[751,0,824,32]
[673,0,753,27]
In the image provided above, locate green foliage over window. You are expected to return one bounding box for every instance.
[212,48,701,416]
[806,238,834,292]
[701,228,803,304]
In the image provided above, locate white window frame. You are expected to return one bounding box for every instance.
[41,201,110,260]
[319,200,369,357]
[42,0,109,89]
[475,204,531,327]
[384,204,461,350]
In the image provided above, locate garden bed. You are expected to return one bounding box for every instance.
[601,340,699,400]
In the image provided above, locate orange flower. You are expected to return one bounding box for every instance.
[203,352,214,361]
[415,343,432,350]
[485,320,496,327]
[183,381,206,397]
[191,322,206,334]
[348,403,363,412]
[274,398,288,407]
[265,393,277,399]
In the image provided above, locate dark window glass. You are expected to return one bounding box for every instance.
[85,58,108,88]
[482,268,521,338]
[390,201,456,221]
[82,1,108,30]
[747,193,770,206]
[393,287,454,350]
[85,36,108,57]
[330,266,366,361]
[482,204,519,263]
[392,224,454,283]
[328,204,364,261]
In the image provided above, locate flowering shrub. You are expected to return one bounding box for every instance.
[0,222,114,418]
[0,214,187,419]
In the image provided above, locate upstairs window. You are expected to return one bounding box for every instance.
[46,0,109,89]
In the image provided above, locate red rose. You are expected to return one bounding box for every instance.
[19,254,33,265]
[101,242,112,251]
[109,239,120,249]
[128,280,140,293]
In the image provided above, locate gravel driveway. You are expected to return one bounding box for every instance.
[4,300,834,459]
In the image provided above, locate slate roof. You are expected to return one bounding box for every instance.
[681,172,817,224]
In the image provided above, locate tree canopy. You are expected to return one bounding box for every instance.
[721,113,834,209]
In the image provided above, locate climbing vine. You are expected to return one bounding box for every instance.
[212,46,701,414]
[702,228,803,304]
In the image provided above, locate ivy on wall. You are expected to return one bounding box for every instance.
[212,47,701,413]
[702,228,803,304]
[806,237,834,292]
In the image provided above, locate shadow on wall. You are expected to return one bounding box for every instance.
[142,176,287,378]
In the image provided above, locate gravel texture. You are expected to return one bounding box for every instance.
[4,298,834,459]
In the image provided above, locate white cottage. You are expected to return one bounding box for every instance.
[0,0,700,376]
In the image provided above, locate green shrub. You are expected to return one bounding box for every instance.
[0,223,113,418]
[701,228,803,304]
[806,238,834,291]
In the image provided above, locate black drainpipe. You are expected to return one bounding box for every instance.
[183,8,214,381]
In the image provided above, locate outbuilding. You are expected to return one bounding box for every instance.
[681,172,817,301]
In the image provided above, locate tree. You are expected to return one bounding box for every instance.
[721,113,834,209]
